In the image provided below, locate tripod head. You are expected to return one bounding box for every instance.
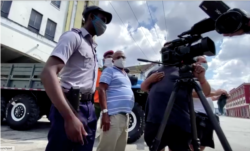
[137,58,197,81]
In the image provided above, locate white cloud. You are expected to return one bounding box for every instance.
[96,1,250,91]
[207,35,250,91]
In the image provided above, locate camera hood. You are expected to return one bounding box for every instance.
[216,8,249,34]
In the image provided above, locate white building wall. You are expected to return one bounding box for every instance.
[1,1,69,62]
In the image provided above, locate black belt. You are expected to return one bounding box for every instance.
[62,87,93,103]
[79,93,93,103]
[63,91,93,103]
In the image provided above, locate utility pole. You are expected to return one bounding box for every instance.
[84,0,89,9]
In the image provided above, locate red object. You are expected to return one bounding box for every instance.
[103,50,114,58]
[226,83,250,119]
[94,69,102,103]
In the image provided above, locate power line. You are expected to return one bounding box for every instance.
[162,1,167,31]
[127,1,158,54]
[145,1,161,45]
[109,1,149,59]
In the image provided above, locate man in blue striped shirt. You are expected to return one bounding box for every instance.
[96,51,134,151]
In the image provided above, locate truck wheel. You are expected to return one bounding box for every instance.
[127,103,145,144]
[1,96,7,122]
[6,94,40,130]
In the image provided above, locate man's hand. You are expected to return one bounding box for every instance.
[193,63,205,81]
[216,89,230,98]
[64,116,88,145]
[223,29,245,37]
[147,72,165,83]
[101,113,110,131]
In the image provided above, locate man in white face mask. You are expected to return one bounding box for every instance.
[97,50,134,151]
[190,56,229,151]
[94,50,114,121]
[102,50,114,68]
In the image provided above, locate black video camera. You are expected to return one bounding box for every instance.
[138,1,249,66]
[200,1,250,34]
[160,35,215,65]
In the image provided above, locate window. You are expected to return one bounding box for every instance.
[1,1,12,18]
[28,9,43,33]
[51,1,61,8]
[45,19,57,40]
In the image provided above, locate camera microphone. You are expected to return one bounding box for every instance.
[179,18,215,36]
[137,58,151,62]
[137,58,163,64]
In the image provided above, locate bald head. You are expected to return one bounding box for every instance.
[196,56,207,64]
[113,50,126,60]
[112,50,126,69]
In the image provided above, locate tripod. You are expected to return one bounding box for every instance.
[150,65,232,151]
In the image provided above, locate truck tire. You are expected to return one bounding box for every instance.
[127,102,145,144]
[6,94,40,130]
[1,96,7,122]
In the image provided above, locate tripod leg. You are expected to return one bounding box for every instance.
[150,81,181,151]
[187,89,200,151]
[192,81,232,151]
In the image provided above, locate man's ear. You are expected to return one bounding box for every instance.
[89,13,95,20]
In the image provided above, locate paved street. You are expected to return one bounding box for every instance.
[1,116,250,151]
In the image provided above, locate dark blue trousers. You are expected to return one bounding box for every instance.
[45,101,97,151]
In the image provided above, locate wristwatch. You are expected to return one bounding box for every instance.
[102,109,108,114]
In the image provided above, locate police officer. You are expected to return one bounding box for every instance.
[41,6,112,151]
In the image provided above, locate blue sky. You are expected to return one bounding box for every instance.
[106,1,225,81]
[97,1,250,91]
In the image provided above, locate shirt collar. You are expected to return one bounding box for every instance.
[80,28,98,48]
[113,66,127,75]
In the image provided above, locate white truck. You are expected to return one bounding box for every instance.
[1,63,148,143]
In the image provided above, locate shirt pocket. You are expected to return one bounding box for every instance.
[78,47,95,68]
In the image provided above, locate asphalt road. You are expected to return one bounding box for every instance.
[1,116,250,151]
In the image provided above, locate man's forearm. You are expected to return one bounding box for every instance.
[98,89,108,111]
[41,70,75,120]
[193,78,211,97]
[211,96,220,101]
[199,78,211,96]
[207,91,218,97]
[141,78,152,92]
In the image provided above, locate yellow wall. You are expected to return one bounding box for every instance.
[74,1,86,28]
[64,1,99,31]
[64,1,74,31]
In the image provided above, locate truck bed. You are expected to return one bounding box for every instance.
[1,63,45,90]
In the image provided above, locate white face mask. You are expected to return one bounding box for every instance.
[201,63,208,71]
[114,58,125,68]
[103,58,113,67]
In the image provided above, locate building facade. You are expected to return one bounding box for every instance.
[126,63,160,80]
[126,63,159,80]
[64,1,99,31]
[226,83,250,119]
[1,1,99,63]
